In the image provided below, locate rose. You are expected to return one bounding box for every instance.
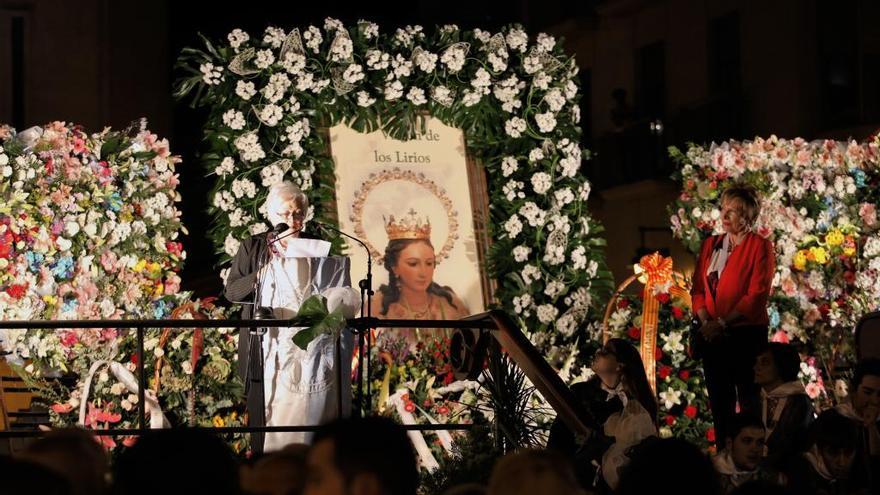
[656,293,671,304]
[658,365,672,379]
[678,370,690,381]
[684,405,698,418]
[627,326,641,339]
[706,428,716,443]
[665,415,676,426]
[671,306,685,320]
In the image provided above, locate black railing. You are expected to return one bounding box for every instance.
[0,311,592,441]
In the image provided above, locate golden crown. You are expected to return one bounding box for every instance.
[384,209,431,241]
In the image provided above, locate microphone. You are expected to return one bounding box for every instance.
[311,220,374,315]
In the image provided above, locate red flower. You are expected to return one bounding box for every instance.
[404,401,416,413]
[627,326,641,340]
[51,403,74,414]
[671,306,685,320]
[655,347,664,361]
[130,353,139,365]
[5,283,27,299]
[423,399,432,407]
[656,293,671,304]
[617,299,630,309]
[684,405,698,418]
[0,230,14,259]
[437,406,449,415]
[401,393,410,402]
[706,428,716,443]
[679,370,690,381]
[665,415,676,426]
[658,366,672,379]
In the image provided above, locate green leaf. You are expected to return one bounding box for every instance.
[292,295,347,350]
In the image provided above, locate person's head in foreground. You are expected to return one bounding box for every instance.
[304,416,418,495]
[725,414,766,472]
[486,449,584,495]
[849,357,880,423]
[808,409,859,480]
[617,437,720,495]
[242,443,309,495]
[20,427,110,495]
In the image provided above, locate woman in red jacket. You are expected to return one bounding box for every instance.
[691,184,775,448]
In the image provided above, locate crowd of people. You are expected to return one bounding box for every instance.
[1,352,876,495]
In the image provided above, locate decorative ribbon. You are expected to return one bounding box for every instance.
[78,360,169,429]
[633,253,691,393]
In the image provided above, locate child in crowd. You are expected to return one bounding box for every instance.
[713,414,784,493]
[785,409,866,495]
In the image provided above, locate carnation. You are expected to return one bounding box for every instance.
[504,214,523,238]
[227,28,249,49]
[530,172,552,194]
[501,156,518,177]
[536,304,559,324]
[512,245,531,262]
[535,112,557,133]
[505,117,527,138]
[254,49,275,69]
[222,109,246,131]
[406,87,427,106]
[235,81,257,100]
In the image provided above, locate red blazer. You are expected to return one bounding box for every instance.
[691,232,775,326]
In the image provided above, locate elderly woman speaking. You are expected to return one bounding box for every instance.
[224,181,358,452]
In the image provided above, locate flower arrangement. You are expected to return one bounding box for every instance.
[0,122,245,451]
[604,277,714,448]
[669,134,880,402]
[174,19,612,379]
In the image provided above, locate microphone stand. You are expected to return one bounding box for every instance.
[314,221,373,418]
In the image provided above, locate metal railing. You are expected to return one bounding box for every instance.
[0,311,592,441]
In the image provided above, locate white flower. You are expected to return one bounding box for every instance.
[281,52,307,75]
[227,29,249,49]
[554,187,575,206]
[181,361,194,375]
[503,180,525,201]
[324,17,344,32]
[523,55,542,74]
[506,28,529,52]
[222,109,246,130]
[406,87,427,106]
[235,81,257,100]
[661,331,685,355]
[501,156,518,177]
[471,68,492,91]
[200,63,223,85]
[570,246,587,270]
[521,264,542,284]
[544,280,565,298]
[462,89,483,107]
[513,293,533,315]
[529,148,545,162]
[214,157,235,177]
[431,86,454,106]
[330,33,354,62]
[365,50,390,70]
[544,88,566,112]
[343,64,365,84]
[234,132,265,162]
[384,80,404,101]
[391,54,413,78]
[231,178,257,199]
[224,233,241,257]
[440,45,466,73]
[414,50,438,73]
[360,21,379,40]
[556,314,578,337]
[659,388,682,409]
[537,304,559,324]
[303,26,323,53]
[488,51,508,72]
[536,33,556,52]
[505,117,527,138]
[249,223,269,235]
[254,49,275,69]
[263,26,286,48]
[258,104,284,127]
[533,72,552,90]
[513,245,531,262]
[261,73,291,102]
[504,214,523,238]
[535,112,557,133]
[530,172,552,194]
[519,202,547,226]
[260,163,285,187]
[356,90,376,107]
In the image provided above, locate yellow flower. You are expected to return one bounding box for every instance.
[793,251,807,271]
[148,262,162,276]
[42,294,58,305]
[133,259,147,273]
[809,246,828,265]
[825,229,844,247]
[153,283,164,297]
[212,415,225,427]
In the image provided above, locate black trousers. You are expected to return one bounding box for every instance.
[701,325,768,448]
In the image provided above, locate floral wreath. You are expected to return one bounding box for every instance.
[175,19,612,373]
[349,168,458,264]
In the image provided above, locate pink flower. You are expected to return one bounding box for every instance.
[51,403,74,414]
[805,382,823,399]
[771,330,790,344]
[859,203,877,227]
[59,331,79,348]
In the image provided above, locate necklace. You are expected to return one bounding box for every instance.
[400,293,433,319]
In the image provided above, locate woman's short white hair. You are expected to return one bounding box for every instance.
[263,181,308,227]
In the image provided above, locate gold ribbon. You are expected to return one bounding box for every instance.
[632,253,691,392]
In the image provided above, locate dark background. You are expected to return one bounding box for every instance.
[1,0,878,293]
